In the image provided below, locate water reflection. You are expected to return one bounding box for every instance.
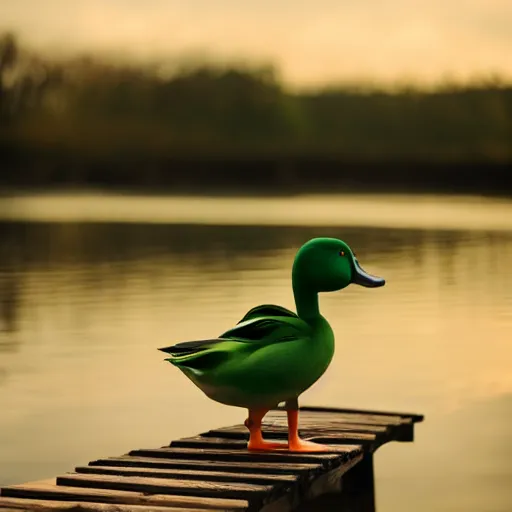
[378,393,512,512]
[0,224,22,350]
[0,276,18,336]
[0,217,511,512]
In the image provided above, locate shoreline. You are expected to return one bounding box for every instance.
[0,191,510,232]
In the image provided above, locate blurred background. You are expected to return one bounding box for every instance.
[0,1,511,511]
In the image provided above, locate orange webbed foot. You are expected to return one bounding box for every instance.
[288,438,330,453]
[286,408,330,452]
[245,409,288,452]
[247,439,289,451]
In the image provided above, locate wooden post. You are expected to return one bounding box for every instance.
[293,454,375,512]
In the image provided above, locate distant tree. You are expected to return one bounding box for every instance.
[0,32,18,119]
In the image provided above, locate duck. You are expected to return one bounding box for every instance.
[159,237,385,452]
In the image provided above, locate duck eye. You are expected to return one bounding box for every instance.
[339,250,345,257]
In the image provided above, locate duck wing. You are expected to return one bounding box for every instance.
[160,315,308,356]
[237,304,298,324]
[160,315,311,374]
[160,305,302,356]
[220,315,307,344]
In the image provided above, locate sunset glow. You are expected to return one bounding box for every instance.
[1,0,511,87]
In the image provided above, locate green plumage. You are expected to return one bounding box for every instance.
[159,238,385,410]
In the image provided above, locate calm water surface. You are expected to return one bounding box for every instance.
[0,193,511,512]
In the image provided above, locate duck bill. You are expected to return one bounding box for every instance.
[351,258,385,288]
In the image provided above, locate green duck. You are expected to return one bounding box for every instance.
[159,237,384,452]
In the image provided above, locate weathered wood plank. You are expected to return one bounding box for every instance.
[127,447,361,467]
[259,414,412,444]
[89,457,322,476]
[0,496,211,511]
[0,480,248,510]
[298,406,424,423]
[171,437,252,449]
[264,415,406,428]
[299,410,409,421]
[172,433,376,450]
[205,423,388,439]
[261,416,410,442]
[267,411,411,426]
[75,465,298,486]
[294,410,411,422]
[56,473,276,502]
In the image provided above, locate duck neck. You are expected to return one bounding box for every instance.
[293,281,320,321]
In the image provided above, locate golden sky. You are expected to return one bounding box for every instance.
[1,0,511,87]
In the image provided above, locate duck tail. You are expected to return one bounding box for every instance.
[160,343,230,373]
[158,338,229,358]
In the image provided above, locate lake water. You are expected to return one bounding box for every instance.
[0,193,511,511]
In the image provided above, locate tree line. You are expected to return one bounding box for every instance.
[1,32,511,188]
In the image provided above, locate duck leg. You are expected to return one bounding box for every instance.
[245,409,288,451]
[287,407,330,453]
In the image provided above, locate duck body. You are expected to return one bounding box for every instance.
[159,237,385,452]
[164,305,335,409]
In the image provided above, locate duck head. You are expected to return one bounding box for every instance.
[292,237,385,292]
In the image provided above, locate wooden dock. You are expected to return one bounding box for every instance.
[0,406,423,511]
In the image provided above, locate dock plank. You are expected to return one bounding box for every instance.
[56,474,276,504]
[206,423,388,439]
[267,412,410,426]
[0,497,212,511]
[293,409,412,422]
[89,457,323,476]
[75,465,298,486]
[0,480,248,510]
[264,416,405,429]
[172,433,376,450]
[260,416,411,443]
[127,447,361,467]
[298,405,424,423]
[262,423,389,434]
